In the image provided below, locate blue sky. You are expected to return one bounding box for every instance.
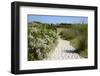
[28,15,88,24]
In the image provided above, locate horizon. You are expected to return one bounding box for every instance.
[28,15,88,24]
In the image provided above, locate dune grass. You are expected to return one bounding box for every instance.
[58,24,88,58]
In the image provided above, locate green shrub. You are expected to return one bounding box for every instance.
[28,23,58,61]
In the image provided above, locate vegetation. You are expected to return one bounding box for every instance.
[28,21,88,61]
[28,22,58,61]
[59,24,88,58]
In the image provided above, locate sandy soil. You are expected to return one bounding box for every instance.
[47,38,81,60]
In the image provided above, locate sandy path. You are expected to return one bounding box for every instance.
[47,38,81,60]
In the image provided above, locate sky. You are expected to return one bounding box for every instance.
[28,15,88,24]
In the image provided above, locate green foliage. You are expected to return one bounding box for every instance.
[28,23,58,61]
[59,29,79,40]
[70,35,87,57]
[59,24,88,58]
[79,49,88,58]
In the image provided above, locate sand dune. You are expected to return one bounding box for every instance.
[47,38,81,60]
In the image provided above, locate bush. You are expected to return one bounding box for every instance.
[28,23,58,61]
